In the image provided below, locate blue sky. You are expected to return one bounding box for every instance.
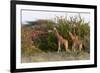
[22,10,90,24]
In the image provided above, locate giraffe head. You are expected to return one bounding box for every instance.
[53,27,57,31]
[53,27,58,34]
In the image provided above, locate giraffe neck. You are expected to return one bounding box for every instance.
[54,30,64,43]
[54,29,60,38]
[69,32,79,44]
[69,32,75,40]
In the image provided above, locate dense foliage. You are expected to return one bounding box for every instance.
[21,16,90,55]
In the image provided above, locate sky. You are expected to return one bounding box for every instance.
[21,10,90,24]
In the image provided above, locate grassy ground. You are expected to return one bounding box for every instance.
[21,51,90,63]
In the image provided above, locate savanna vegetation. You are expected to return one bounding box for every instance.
[21,15,90,63]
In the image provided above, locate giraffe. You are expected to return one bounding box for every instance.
[69,32,83,52]
[53,27,70,53]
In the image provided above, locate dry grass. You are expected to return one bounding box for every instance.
[21,51,90,63]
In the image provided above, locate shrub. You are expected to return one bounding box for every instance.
[21,15,90,53]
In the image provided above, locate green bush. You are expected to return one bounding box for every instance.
[36,16,90,52]
[21,15,90,53]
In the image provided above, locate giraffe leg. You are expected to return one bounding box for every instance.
[57,42,61,53]
[79,43,82,52]
[72,43,76,52]
[65,41,70,52]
